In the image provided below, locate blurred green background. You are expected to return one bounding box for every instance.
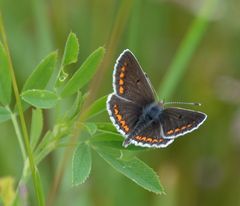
[0,0,240,205]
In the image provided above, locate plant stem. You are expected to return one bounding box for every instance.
[158,0,219,100]
[6,106,27,160]
[0,13,44,206]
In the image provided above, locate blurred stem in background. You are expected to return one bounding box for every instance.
[158,0,219,100]
[31,0,53,56]
[127,0,142,52]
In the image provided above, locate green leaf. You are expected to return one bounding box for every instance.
[30,108,43,150]
[96,148,164,194]
[95,122,118,134]
[62,32,79,66]
[72,143,92,186]
[0,42,12,105]
[61,47,105,97]
[91,133,146,151]
[82,122,97,136]
[22,51,57,91]
[64,92,83,120]
[90,133,123,143]
[0,106,11,123]
[21,89,59,109]
[81,95,107,120]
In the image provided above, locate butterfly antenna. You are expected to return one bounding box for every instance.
[164,101,202,106]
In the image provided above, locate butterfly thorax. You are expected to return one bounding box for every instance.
[127,103,163,137]
[141,102,163,123]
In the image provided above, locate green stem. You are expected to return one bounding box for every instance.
[6,106,27,160]
[0,13,44,206]
[158,0,219,100]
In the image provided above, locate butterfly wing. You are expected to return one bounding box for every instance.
[123,121,174,148]
[113,49,155,106]
[160,107,207,139]
[107,94,142,137]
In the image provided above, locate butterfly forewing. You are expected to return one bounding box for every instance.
[160,107,207,139]
[113,50,155,106]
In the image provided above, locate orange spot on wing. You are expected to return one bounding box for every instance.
[181,126,186,130]
[175,128,180,132]
[152,139,158,143]
[119,86,124,94]
[158,138,164,142]
[141,137,146,141]
[114,109,118,115]
[187,124,192,128]
[167,130,174,135]
[119,79,124,85]
[135,136,141,140]
[124,126,129,132]
[121,66,126,71]
[116,115,122,121]
[147,138,153,142]
[120,72,125,78]
[120,120,126,126]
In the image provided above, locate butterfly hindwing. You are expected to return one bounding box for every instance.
[123,121,174,148]
[160,107,207,139]
[107,94,142,137]
[113,49,155,106]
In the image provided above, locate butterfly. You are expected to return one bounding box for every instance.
[106,49,207,148]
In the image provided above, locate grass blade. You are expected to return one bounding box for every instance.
[158,0,218,100]
[0,42,11,105]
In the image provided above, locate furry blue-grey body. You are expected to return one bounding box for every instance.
[141,103,163,123]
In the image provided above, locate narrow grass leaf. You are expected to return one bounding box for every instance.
[61,47,105,97]
[62,32,79,66]
[81,95,107,120]
[22,51,57,91]
[0,42,11,105]
[30,108,43,150]
[72,143,92,186]
[0,106,11,123]
[21,89,58,109]
[96,148,164,194]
